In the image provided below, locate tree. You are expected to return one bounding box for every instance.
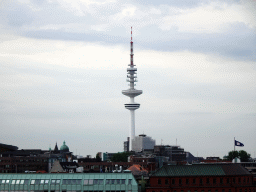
[226,150,239,161]
[239,150,251,162]
[111,152,130,162]
[96,153,102,162]
[225,150,251,162]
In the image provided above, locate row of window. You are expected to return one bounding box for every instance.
[152,189,254,192]
[157,177,251,185]
[0,191,131,192]
[0,159,48,162]
[0,179,132,185]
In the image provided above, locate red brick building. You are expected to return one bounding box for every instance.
[147,164,256,192]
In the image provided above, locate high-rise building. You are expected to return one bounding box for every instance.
[132,134,156,152]
[122,27,142,151]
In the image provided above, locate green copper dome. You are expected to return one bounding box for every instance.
[60,141,69,152]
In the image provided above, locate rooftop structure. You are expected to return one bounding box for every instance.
[122,27,143,151]
[132,134,155,152]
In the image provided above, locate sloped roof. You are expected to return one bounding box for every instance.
[0,143,18,151]
[152,164,251,177]
[127,164,148,176]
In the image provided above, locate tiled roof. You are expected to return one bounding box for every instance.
[127,164,148,175]
[221,164,250,175]
[152,164,251,177]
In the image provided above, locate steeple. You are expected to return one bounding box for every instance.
[54,142,58,152]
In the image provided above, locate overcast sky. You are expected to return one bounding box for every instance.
[1,0,255,159]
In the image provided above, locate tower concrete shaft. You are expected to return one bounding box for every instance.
[122,27,142,151]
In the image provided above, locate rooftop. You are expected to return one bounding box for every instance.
[152,164,251,177]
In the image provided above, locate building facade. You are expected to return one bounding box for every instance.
[154,146,186,162]
[146,164,255,192]
[0,142,72,173]
[132,135,155,153]
[0,172,138,192]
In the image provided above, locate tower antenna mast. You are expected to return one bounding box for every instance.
[122,27,143,151]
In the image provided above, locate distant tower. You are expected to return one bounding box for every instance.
[122,27,143,151]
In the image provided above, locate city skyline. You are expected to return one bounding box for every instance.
[0,0,255,158]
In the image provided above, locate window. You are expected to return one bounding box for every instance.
[56,180,60,184]
[179,179,182,185]
[6,180,9,184]
[31,180,35,185]
[40,180,45,184]
[11,180,16,184]
[2,180,5,184]
[222,190,225,192]
[228,189,231,192]
[239,189,242,192]
[208,190,211,192]
[165,179,168,185]
[84,180,88,185]
[213,179,216,184]
[16,180,20,184]
[35,180,40,185]
[111,179,115,184]
[98,179,103,185]
[45,180,49,184]
[215,190,218,192]
[186,179,189,184]
[200,178,203,184]
[24,180,29,185]
[206,178,209,184]
[172,179,175,185]
[106,179,110,185]
[239,178,241,183]
[116,179,120,184]
[88,179,93,185]
[220,178,223,184]
[20,180,24,184]
[158,179,161,185]
[71,180,77,185]
[227,178,230,183]
[93,180,98,185]
[51,180,56,184]
[128,179,132,185]
[193,179,196,184]
[233,178,235,183]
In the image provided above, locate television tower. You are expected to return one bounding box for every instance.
[122,27,143,151]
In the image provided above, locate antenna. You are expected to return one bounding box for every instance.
[130,26,133,66]
[131,26,132,41]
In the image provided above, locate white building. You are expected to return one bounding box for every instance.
[132,134,155,152]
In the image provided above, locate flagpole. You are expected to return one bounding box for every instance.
[234,137,235,151]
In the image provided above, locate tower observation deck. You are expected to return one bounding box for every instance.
[122,27,143,151]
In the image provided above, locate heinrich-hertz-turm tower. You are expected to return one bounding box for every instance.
[122,27,143,151]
